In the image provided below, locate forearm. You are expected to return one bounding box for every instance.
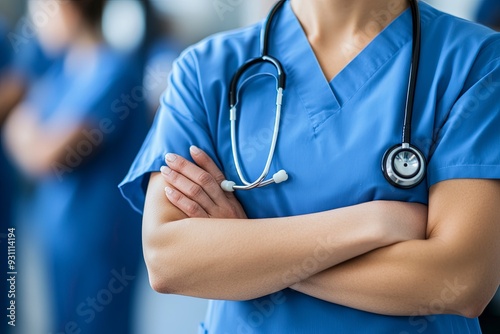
[0,75,25,125]
[291,236,497,318]
[144,201,389,300]
[291,180,500,318]
[291,239,453,314]
[144,155,425,301]
[3,107,46,174]
[3,105,82,176]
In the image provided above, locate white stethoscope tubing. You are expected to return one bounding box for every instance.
[222,86,287,192]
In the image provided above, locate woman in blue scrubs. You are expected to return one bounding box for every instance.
[120,0,500,333]
[4,0,147,333]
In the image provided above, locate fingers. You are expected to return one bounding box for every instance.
[161,163,215,213]
[189,146,237,199]
[164,151,228,207]
[189,146,226,185]
[164,185,209,218]
[162,148,248,219]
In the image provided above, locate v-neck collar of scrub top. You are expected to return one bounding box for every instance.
[272,1,418,132]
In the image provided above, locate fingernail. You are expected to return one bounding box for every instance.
[190,145,201,155]
[160,166,171,175]
[165,187,173,195]
[165,153,176,163]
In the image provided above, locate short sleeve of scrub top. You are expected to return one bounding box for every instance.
[120,49,216,213]
[426,37,500,186]
[120,2,499,333]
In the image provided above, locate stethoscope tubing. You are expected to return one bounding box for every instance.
[223,0,426,192]
[229,87,284,190]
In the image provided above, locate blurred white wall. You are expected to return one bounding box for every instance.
[241,0,276,26]
[426,0,481,20]
[151,0,242,44]
[165,0,485,41]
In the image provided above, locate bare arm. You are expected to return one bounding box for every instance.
[3,103,89,176]
[142,147,427,300]
[291,179,500,318]
[0,73,26,125]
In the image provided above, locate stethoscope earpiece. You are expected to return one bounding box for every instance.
[221,180,236,192]
[221,169,288,192]
[382,144,426,189]
[272,169,288,184]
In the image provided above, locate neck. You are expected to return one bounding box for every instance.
[287,0,410,81]
[290,0,409,42]
[74,24,103,48]
[64,27,103,76]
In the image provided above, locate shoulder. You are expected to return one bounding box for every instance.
[419,3,499,91]
[171,23,262,80]
[188,23,261,57]
[421,2,499,60]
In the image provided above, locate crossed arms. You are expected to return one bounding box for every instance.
[142,146,500,318]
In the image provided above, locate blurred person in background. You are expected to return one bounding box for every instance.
[0,18,10,70]
[0,17,14,233]
[140,0,181,119]
[0,11,54,124]
[476,0,500,30]
[2,0,148,332]
[0,15,15,334]
[1,11,60,333]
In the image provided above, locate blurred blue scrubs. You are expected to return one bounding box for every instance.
[0,20,11,70]
[26,47,148,333]
[0,19,14,334]
[120,2,500,333]
[0,19,14,222]
[476,0,500,27]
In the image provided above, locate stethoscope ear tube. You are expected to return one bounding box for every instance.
[224,85,287,192]
[224,0,426,192]
[224,5,289,193]
[229,56,286,108]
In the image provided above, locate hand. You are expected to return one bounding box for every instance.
[161,146,247,219]
[375,201,428,244]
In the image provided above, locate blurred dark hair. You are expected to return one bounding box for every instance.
[67,0,107,26]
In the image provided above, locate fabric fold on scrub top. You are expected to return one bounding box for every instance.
[120,1,500,333]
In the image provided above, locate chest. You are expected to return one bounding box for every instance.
[212,73,431,218]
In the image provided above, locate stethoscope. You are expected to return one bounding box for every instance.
[221,0,426,192]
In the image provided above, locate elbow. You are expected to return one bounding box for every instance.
[456,292,493,319]
[144,246,182,295]
[142,222,190,295]
[446,277,496,319]
[458,305,487,319]
[147,269,176,295]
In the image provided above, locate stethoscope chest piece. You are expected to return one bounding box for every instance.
[382,144,426,189]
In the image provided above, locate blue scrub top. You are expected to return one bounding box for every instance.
[24,45,149,333]
[26,45,148,269]
[120,2,500,333]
